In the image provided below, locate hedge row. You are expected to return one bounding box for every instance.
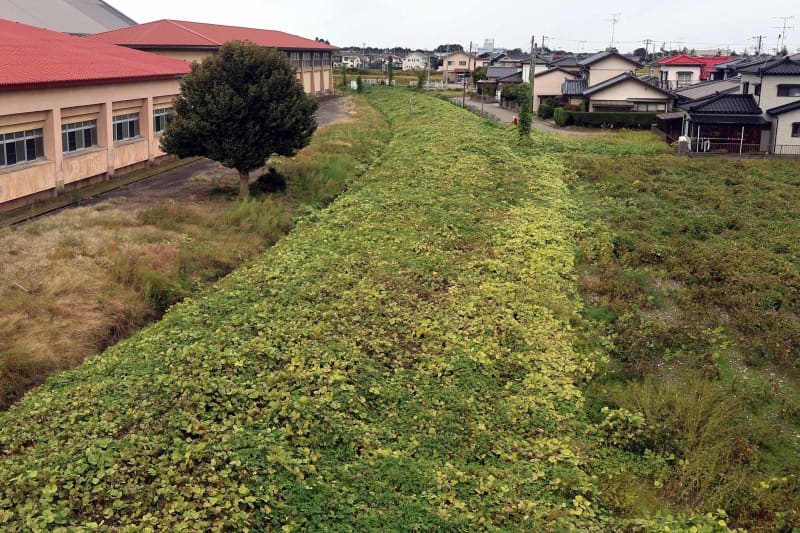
[553,108,658,129]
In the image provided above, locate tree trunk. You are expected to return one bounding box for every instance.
[238,169,250,200]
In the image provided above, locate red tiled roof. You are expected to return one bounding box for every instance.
[658,54,732,80]
[0,18,190,91]
[88,19,338,51]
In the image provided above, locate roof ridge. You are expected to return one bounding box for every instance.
[164,19,221,46]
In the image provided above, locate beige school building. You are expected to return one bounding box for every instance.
[88,19,337,97]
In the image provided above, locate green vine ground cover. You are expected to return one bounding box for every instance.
[0,89,753,531]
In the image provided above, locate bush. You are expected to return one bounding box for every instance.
[538,103,555,119]
[500,85,519,102]
[553,107,569,126]
[553,110,658,129]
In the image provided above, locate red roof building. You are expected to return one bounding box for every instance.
[0,18,190,91]
[86,19,337,95]
[88,19,337,52]
[0,19,188,210]
[657,54,732,81]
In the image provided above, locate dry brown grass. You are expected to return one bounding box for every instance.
[0,95,387,409]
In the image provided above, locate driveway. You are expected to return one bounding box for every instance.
[453,99,601,136]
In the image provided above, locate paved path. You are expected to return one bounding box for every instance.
[452,99,601,136]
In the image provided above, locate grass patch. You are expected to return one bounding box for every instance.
[0,96,388,409]
[566,144,800,530]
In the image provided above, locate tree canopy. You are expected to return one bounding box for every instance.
[161,41,318,198]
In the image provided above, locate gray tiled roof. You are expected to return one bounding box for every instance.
[673,78,741,101]
[578,50,641,68]
[549,55,579,68]
[680,94,762,114]
[582,72,672,97]
[0,0,135,34]
[766,100,800,116]
[738,56,800,76]
[487,66,521,80]
[562,78,588,96]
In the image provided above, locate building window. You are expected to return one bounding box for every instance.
[742,81,750,94]
[777,85,800,97]
[447,61,453,66]
[634,102,666,112]
[792,123,800,137]
[1,128,44,168]
[754,83,761,96]
[459,60,467,66]
[153,108,173,134]
[113,113,140,142]
[677,71,693,85]
[302,52,312,68]
[61,120,98,154]
[289,52,300,68]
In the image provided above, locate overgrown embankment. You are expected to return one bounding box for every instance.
[0,96,388,409]
[0,89,613,530]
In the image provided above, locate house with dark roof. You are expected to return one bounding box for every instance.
[88,19,338,96]
[739,56,800,153]
[0,18,190,210]
[531,68,581,112]
[580,72,674,112]
[578,51,641,87]
[678,94,771,152]
[0,0,134,35]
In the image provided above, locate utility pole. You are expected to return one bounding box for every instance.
[462,40,472,108]
[529,35,536,111]
[609,13,621,50]
[773,16,795,54]
[643,38,654,61]
[752,35,766,56]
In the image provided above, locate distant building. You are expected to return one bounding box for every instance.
[0,0,135,35]
[88,19,338,96]
[402,52,429,71]
[0,19,189,210]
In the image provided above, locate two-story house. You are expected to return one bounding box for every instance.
[740,56,800,154]
[402,52,428,71]
[442,52,474,84]
[654,54,732,90]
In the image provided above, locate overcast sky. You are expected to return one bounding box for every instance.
[111,0,800,54]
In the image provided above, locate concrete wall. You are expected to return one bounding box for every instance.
[532,70,580,111]
[587,56,637,86]
[0,79,180,209]
[661,65,702,87]
[587,79,672,112]
[771,107,800,150]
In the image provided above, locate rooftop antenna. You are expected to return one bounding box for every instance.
[773,16,795,54]
[609,13,621,50]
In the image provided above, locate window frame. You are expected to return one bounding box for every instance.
[792,123,800,138]
[112,113,141,143]
[153,108,173,135]
[1,128,45,168]
[777,84,800,97]
[61,120,98,154]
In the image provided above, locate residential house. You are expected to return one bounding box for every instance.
[531,68,581,112]
[679,94,770,153]
[580,72,674,112]
[402,52,428,71]
[521,55,551,81]
[0,19,190,210]
[654,54,732,90]
[713,56,770,80]
[0,0,135,35]
[740,56,800,154]
[88,19,338,96]
[442,52,475,84]
[475,52,507,69]
[656,78,741,141]
[579,51,641,87]
[548,55,582,74]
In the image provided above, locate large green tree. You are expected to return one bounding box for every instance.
[161,41,318,199]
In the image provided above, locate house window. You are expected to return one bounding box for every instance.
[447,61,454,66]
[153,108,173,134]
[113,113,140,142]
[61,120,98,153]
[289,52,300,68]
[302,52,313,68]
[792,123,800,137]
[1,129,44,167]
[754,84,761,96]
[459,60,467,66]
[777,85,800,97]
[634,102,666,112]
[742,81,750,94]
[677,71,693,84]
